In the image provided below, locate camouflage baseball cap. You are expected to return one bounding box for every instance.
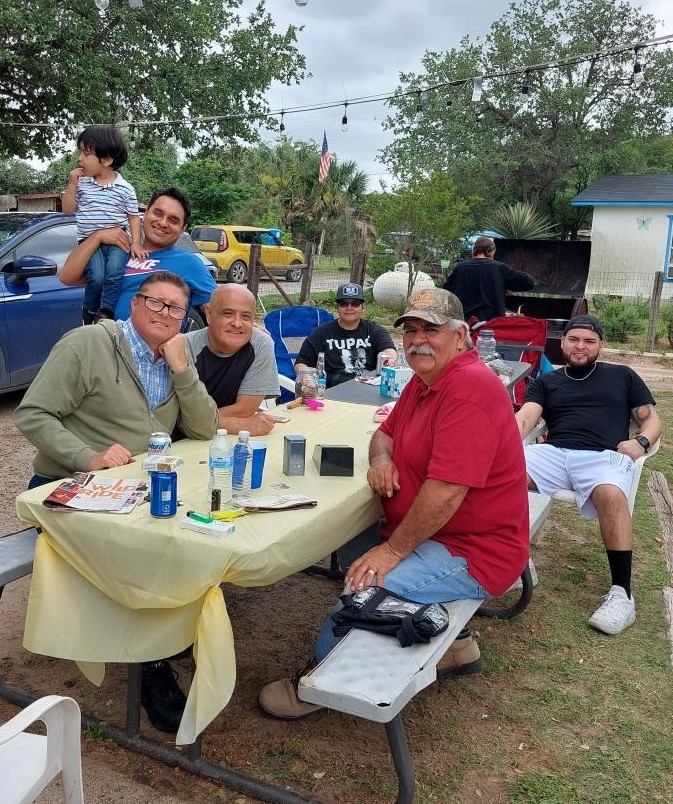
[394,288,465,327]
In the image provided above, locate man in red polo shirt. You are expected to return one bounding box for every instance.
[259,289,530,719]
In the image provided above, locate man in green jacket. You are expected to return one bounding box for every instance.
[14,269,218,733]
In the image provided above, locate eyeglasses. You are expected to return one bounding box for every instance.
[337,300,363,308]
[136,293,188,320]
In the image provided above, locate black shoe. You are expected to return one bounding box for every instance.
[82,307,96,325]
[141,660,186,733]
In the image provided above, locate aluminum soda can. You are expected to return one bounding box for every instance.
[376,353,390,375]
[150,468,177,518]
[148,432,172,455]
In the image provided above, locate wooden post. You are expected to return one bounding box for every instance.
[646,271,664,352]
[247,244,260,297]
[259,259,293,305]
[300,243,315,304]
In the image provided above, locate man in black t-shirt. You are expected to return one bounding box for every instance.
[444,236,534,324]
[185,284,280,435]
[295,283,398,387]
[516,315,661,636]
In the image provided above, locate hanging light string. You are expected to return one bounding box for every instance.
[1,32,671,132]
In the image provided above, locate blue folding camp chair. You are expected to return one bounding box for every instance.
[264,305,335,402]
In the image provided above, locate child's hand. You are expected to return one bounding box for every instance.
[130,242,149,261]
[68,167,84,185]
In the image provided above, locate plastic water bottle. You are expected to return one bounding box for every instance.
[207,429,233,510]
[232,430,253,496]
[316,352,327,400]
[476,329,497,361]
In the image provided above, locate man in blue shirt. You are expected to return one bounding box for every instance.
[60,187,216,319]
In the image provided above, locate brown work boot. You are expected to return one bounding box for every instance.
[437,629,484,679]
[258,661,323,720]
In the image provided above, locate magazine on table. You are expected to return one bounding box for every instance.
[42,472,148,514]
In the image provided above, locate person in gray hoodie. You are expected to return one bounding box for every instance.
[14,270,218,735]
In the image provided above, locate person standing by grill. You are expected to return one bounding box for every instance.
[444,236,534,325]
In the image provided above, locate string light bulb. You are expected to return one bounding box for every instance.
[632,48,644,86]
[414,92,423,122]
[341,102,348,132]
[518,74,530,106]
[414,91,428,123]
[295,0,308,6]
[279,112,285,134]
[94,0,109,9]
[471,76,483,103]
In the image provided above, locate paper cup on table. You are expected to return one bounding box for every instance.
[250,442,267,489]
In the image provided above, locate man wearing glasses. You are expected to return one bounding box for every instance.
[294,282,398,387]
[15,270,217,483]
[15,271,218,734]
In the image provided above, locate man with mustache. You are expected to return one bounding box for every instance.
[516,315,661,635]
[258,289,530,719]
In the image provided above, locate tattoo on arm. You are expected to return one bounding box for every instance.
[632,404,652,426]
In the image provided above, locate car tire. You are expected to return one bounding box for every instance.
[227,260,247,284]
[285,262,303,282]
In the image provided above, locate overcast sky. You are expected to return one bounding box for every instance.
[242,0,673,188]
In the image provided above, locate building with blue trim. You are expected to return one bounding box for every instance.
[571,174,673,299]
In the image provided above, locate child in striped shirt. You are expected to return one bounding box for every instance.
[62,125,147,324]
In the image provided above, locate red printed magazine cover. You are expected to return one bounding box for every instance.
[42,473,148,514]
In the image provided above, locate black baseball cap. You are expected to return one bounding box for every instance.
[563,314,604,340]
[336,283,365,302]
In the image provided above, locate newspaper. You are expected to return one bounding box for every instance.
[233,494,317,512]
[42,472,148,514]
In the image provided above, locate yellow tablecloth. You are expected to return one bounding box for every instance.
[15,401,383,744]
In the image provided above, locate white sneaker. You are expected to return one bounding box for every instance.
[588,585,636,635]
[507,558,538,592]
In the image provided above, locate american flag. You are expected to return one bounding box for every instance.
[318,131,331,184]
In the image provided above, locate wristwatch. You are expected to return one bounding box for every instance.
[634,435,650,453]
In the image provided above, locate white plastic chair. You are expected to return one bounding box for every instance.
[259,373,296,410]
[551,438,660,516]
[0,695,84,803]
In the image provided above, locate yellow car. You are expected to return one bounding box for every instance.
[190,225,305,284]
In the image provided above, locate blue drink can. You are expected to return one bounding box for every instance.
[150,468,177,518]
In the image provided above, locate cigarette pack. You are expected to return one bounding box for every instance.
[179,517,235,537]
[142,455,184,471]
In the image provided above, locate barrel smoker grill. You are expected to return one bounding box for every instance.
[495,238,591,364]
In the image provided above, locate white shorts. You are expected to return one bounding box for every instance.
[524,444,634,519]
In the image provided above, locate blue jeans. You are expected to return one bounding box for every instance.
[83,243,128,314]
[314,525,490,661]
[28,474,55,489]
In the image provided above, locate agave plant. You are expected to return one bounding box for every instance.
[485,202,559,239]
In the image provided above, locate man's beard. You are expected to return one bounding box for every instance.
[563,350,598,373]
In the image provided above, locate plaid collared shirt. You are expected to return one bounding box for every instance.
[122,319,170,411]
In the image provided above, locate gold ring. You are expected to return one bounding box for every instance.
[366,568,377,575]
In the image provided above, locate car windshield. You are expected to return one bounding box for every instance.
[0,214,50,246]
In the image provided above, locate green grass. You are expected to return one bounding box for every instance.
[83,723,114,744]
